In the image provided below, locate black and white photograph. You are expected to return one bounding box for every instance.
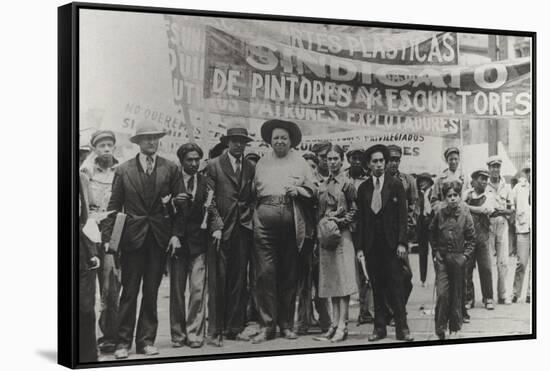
[58,2,534,368]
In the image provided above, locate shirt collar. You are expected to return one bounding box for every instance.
[227,151,242,165]
[182,169,196,181]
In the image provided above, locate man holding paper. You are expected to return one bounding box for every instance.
[101,121,180,359]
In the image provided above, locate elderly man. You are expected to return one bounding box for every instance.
[486,156,514,304]
[102,121,180,359]
[80,130,120,354]
[356,144,413,342]
[205,125,256,345]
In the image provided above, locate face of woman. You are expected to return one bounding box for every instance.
[271,128,291,157]
[327,150,342,174]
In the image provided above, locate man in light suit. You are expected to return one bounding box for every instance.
[102,121,180,359]
[205,125,256,345]
[356,144,413,342]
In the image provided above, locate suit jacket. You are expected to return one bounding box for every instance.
[79,173,98,271]
[356,173,408,254]
[205,152,255,242]
[101,154,180,252]
[172,171,224,255]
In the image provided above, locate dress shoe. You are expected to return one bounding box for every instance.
[436,330,445,340]
[281,329,298,340]
[171,340,185,348]
[330,327,348,343]
[114,347,129,359]
[526,296,531,303]
[498,298,512,305]
[226,330,250,341]
[512,295,518,303]
[186,340,203,349]
[137,345,159,356]
[396,331,414,342]
[206,335,223,347]
[368,332,386,342]
[462,313,470,323]
[251,329,275,344]
[485,299,495,310]
[313,326,337,341]
[98,341,116,353]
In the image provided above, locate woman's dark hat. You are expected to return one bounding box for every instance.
[261,119,302,148]
[417,172,434,186]
[364,144,390,163]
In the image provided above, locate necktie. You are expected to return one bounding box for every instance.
[235,157,242,182]
[187,175,194,194]
[371,177,382,214]
[146,155,154,176]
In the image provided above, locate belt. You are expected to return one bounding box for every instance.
[258,195,292,205]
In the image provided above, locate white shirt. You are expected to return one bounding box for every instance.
[182,170,197,199]
[227,152,243,173]
[512,179,531,233]
[139,152,157,173]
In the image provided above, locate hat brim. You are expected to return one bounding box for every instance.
[261,120,302,148]
[130,131,166,144]
[364,144,390,163]
[417,174,434,186]
[471,171,490,179]
[220,134,253,145]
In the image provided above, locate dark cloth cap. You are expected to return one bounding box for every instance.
[387,144,402,157]
[261,119,302,148]
[90,130,116,147]
[311,141,332,154]
[417,172,434,186]
[471,168,490,179]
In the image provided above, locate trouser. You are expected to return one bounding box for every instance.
[417,218,431,283]
[434,252,465,333]
[79,266,98,363]
[355,257,374,320]
[116,232,166,350]
[367,232,409,336]
[97,249,121,348]
[488,216,510,300]
[465,239,494,305]
[253,202,298,332]
[208,226,251,336]
[296,239,331,331]
[383,257,413,320]
[169,252,207,344]
[513,233,531,299]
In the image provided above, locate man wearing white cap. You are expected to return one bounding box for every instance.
[102,121,180,359]
[486,155,514,304]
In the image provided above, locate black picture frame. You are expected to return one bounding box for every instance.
[58,2,536,368]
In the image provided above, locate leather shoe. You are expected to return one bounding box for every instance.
[251,329,275,344]
[396,331,414,342]
[226,330,250,341]
[436,330,445,340]
[498,298,511,305]
[171,340,185,348]
[187,340,203,349]
[485,299,495,310]
[281,329,298,340]
[114,347,129,359]
[512,295,518,303]
[206,335,223,347]
[367,332,386,342]
[137,345,159,356]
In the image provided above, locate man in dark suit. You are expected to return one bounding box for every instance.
[356,144,414,342]
[205,125,256,345]
[168,143,223,349]
[102,121,180,359]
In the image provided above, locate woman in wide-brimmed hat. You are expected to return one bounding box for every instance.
[251,119,317,344]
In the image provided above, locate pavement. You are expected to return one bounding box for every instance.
[96,252,532,362]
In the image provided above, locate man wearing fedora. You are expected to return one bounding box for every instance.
[486,156,514,304]
[356,144,413,342]
[102,121,180,359]
[80,130,121,353]
[204,125,256,344]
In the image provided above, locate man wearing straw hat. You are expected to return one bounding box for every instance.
[102,121,180,359]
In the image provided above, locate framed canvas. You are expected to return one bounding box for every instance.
[58,2,536,368]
